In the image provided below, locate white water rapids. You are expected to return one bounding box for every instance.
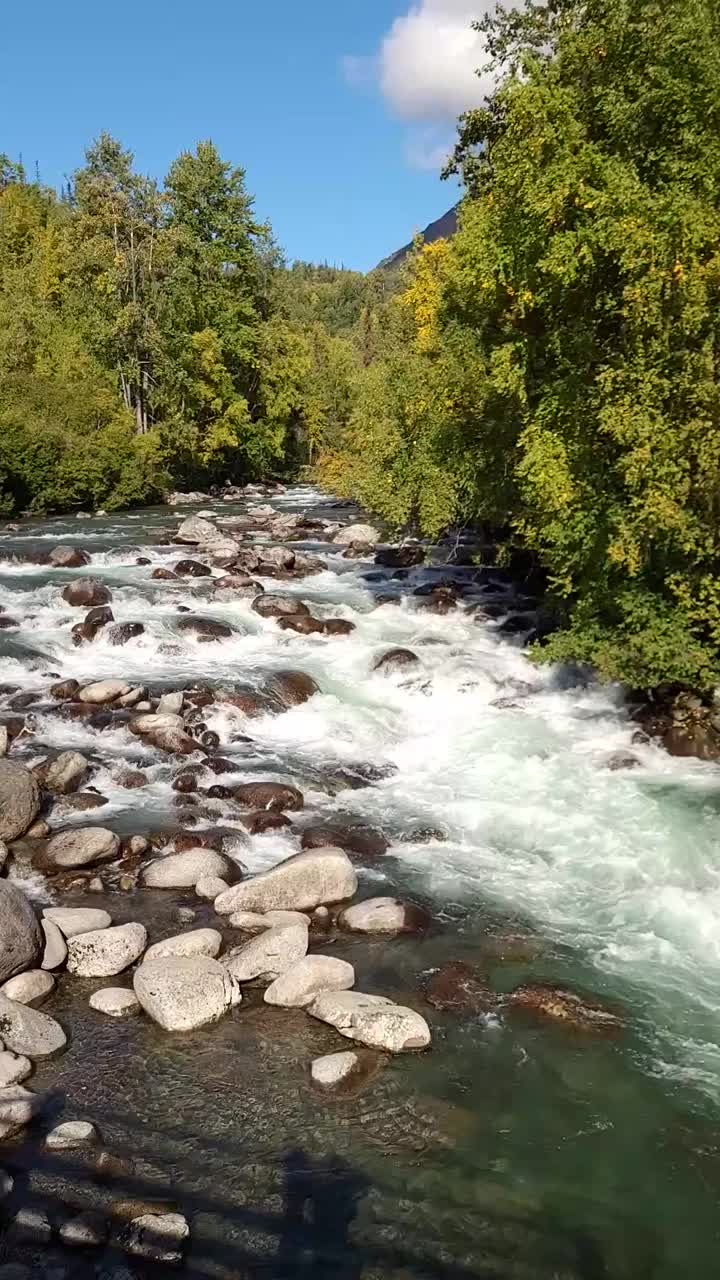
[2,484,720,1105]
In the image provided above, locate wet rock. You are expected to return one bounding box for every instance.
[252,594,310,620]
[0,1050,31,1086]
[401,825,447,843]
[605,751,641,771]
[229,909,311,931]
[43,749,89,795]
[172,767,204,793]
[62,579,112,607]
[277,614,325,635]
[508,984,623,1033]
[71,620,101,645]
[244,810,292,834]
[214,574,262,593]
[90,987,141,1017]
[7,1205,52,1243]
[195,876,229,899]
[176,616,235,640]
[134,956,239,1031]
[322,618,355,635]
[1,970,54,1006]
[0,617,19,630]
[108,622,145,645]
[0,881,42,980]
[333,523,381,547]
[119,1211,189,1265]
[59,790,108,811]
[49,544,91,568]
[174,559,211,577]
[152,567,177,580]
[222,923,308,982]
[0,1170,12,1201]
[0,761,41,841]
[0,993,66,1057]
[144,928,222,962]
[41,918,67,970]
[425,961,493,1013]
[0,1086,43,1139]
[264,955,354,1008]
[233,781,303,811]
[338,897,431,934]
[86,604,114,628]
[267,670,319,707]
[310,1049,378,1093]
[46,1118,98,1149]
[214,687,270,716]
[59,1210,107,1248]
[301,824,388,859]
[175,515,218,544]
[50,678,80,701]
[79,679,131,705]
[43,827,120,869]
[67,923,147,977]
[215,847,357,915]
[44,907,112,938]
[128,712,196,755]
[372,648,420,675]
[308,991,431,1052]
[157,691,184,714]
[142,848,232,889]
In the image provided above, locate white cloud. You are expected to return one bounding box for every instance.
[403,126,455,171]
[363,1,495,122]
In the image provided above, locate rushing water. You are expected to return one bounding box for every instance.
[2,486,720,1278]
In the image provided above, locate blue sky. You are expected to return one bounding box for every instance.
[1,1,489,271]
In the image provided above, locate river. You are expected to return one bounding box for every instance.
[1,484,720,1278]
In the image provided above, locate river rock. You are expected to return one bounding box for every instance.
[372,648,420,674]
[307,991,431,1052]
[108,622,145,645]
[1,970,54,1006]
[176,616,235,640]
[264,955,354,1008]
[142,849,232,889]
[42,750,89,796]
[425,961,494,1013]
[252,594,310,618]
[90,987,141,1017]
[268,670,319,707]
[215,847,356,914]
[376,545,424,568]
[62,579,112,607]
[60,1210,107,1248]
[174,559,211,577]
[507,984,623,1032]
[229,909,311,931]
[0,761,41,841]
[133,956,239,1031]
[49,545,91,568]
[0,1048,31,1086]
[322,618,355,635]
[40,919,67,970]
[338,897,431,934]
[44,906,112,937]
[128,712,196,755]
[50,677,80,700]
[43,827,120,869]
[333,523,381,547]
[79,680,131,705]
[195,876,229,899]
[120,1211,189,1264]
[67,923,147,977]
[152,567,177,580]
[0,993,66,1057]
[144,928,222,962]
[0,881,42,981]
[157,691,184,714]
[46,1119,97,1149]
[310,1049,377,1092]
[232,781,303,811]
[0,1085,42,1138]
[301,824,389,859]
[222,923,308,982]
[175,515,217,544]
[277,614,325,635]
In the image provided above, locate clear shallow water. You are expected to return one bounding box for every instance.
[2,488,720,1277]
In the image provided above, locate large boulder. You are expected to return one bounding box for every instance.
[0,762,41,842]
[62,579,112,608]
[142,849,232,889]
[42,828,120,870]
[174,515,217,544]
[338,897,431,934]
[252,594,310,619]
[66,923,147,977]
[214,847,356,915]
[301,824,388,859]
[307,991,431,1053]
[0,1085,42,1139]
[333,524,381,547]
[144,929,222,962]
[43,907,112,938]
[48,545,91,568]
[174,559,211,578]
[79,680,131,705]
[232,781,303,811]
[134,956,239,1031]
[42,751,89,795]
[267,671,319,707]
[0,992,66,1057]
[264,955,354,1008]
[221,923,308,983]
[0,883,42,982]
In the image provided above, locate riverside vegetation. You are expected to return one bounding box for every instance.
[4,0,720,701]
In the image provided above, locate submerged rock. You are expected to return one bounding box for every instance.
[425,961,494,1013]
[0,881,42,981]
[508,983,623,1033]
[308,991,431,1052]
[372,648,420,675]
[338,897,431,934]
[310,1049,378,1093]
[215,847,357,915]
[46,1118,97,1149]
[134,956,239,1031]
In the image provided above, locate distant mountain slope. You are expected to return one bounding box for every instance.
[377,205,459,271]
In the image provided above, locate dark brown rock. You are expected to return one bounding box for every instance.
[176,617,235,640]
[112,768,148,789]
[425,961,493,1013]
[49,545,91,568]
[301,824,389,859]
[372,648,419,675]
[507,984,623,1033]
[62,579,112,608]
[174,559,212,577]
[244,810,292,834]
[108,622,145,646]
[322,619,355,635]
[152,568,178,581]
[49,679,80,701]
[375,546,424,568]
[85,605,114,628]
[252,595,310,619]
[277,614,325,635]
[71,621,101,646]
[267,670,319,707]
[233,781,304,811]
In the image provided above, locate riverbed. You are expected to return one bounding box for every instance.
[1,485,720,1278]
